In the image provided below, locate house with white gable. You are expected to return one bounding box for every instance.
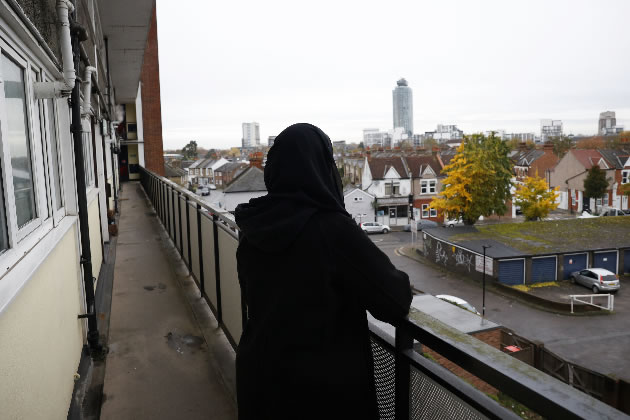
[344,188,375,224]
[362,154,412,226]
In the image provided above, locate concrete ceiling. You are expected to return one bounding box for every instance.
[98,0,154,103]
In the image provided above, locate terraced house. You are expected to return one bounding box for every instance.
[0,0,163,417]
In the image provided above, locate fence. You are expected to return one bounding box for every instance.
[138,166,626,420]
[501,329,630,414]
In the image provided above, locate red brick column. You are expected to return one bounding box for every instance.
[141,4,165,176]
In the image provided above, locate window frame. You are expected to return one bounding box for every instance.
[41,76,66,225]
[422,204,429,218]
[0,39,49,244]
[421,179,437,194]
[622,170,629,184]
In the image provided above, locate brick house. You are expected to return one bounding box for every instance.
[549,149,617,212]
[406,154,445,222]
[214,162,248,188]
[512,143,559,184]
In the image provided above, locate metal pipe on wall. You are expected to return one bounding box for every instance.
[70,0,101,355]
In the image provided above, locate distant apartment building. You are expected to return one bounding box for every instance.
[363,128,391,149]
[484,130,507,139]
[332,140,347,148]
[540,119,563,142]
[507,132,536,142]
[268,136,276,147]
[242,122,260,148]
[425,124,463,143]
[393,78,413,136]
[599,111,624,136]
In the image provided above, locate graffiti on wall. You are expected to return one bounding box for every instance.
[435,242,448,265]
[455,248,473,272]
[426,236,476,273]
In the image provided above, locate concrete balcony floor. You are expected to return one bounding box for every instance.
[100,183,237,419]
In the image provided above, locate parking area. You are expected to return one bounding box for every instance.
[373,231,630,382]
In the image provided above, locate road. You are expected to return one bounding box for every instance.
[371,231,630,381]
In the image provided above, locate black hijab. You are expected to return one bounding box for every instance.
[235,123,350,251]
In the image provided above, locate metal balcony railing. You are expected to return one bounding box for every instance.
[138,166,627,420]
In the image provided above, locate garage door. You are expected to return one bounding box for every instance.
[624,249,630,274]
[563,253,587,279]
[593,251,617,274]
[498,260,524,285]
[531,257,556,283]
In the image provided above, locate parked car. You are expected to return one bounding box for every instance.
[436,295,480,315]
[403,219,438,232]
[600,208,626,217]
[360,222,390,234]
[569,268,620,294]
[578,211,598,219]
[515,205,523,215]
[444,217,464,228]
[623,209,630,216]
[197,187,210,196]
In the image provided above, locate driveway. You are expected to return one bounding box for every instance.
[371,231,630,381]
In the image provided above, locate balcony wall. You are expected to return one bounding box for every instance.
[139,166,628,420]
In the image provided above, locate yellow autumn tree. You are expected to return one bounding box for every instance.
[431,134,513,225]
[513,175,559,221]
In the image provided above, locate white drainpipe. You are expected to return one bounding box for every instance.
[33,0,76,99]
[81,66,97,116]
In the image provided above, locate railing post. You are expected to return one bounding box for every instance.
[197,204,205,298]
[395,324,413,420]
[212,213,222,324]
[186,195,191,269]
[171,187,176,241]
[166,185,171,234]
[178,191,183,255]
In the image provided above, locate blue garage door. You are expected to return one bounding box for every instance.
[563,253,587,279]
[594,251,617,274]
[498,260,524,285]
[624,250,630,274]
[531,257,556,283]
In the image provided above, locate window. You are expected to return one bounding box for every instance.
[622,170,629,184]
[0,37,67,257]
[385,181,400,195]
[421,204,436,218]
[421,179,437,194]
[3,52,37,228]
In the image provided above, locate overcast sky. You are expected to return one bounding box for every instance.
[156,0,630,150]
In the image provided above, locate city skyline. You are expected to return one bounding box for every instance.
[156,0,630,150]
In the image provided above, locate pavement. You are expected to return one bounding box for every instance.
[100,183,237,420]
[369,231,630,382]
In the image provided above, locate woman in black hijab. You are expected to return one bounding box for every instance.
[235,123,411,420]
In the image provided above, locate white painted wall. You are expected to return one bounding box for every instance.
[344,189,374,223]
[0,223,84,420]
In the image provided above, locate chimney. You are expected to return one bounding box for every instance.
[249,152,263,169]
[518,142,527,151]
[543,143,554,154]
[432,146,439,156]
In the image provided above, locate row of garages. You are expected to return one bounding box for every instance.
[497,249,630,285]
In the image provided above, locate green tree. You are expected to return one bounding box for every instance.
[205,148,217,159]
[181,140,198,160]
[583,165,609,213]
[549,136,572,158]
[514,175,559,221]
[431,133,513,225]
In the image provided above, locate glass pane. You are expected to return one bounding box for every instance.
[47,99,63,209]
[2,53,36,227]
[31,69,51,219]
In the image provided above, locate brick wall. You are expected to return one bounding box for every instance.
[140,4,165,176]
[422,328,502,396]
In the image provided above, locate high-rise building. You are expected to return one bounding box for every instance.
[242,122,260,148]
[392,78,413,136]
[599,111,624,135]
[540,119,563,142]
[268,136,276,147]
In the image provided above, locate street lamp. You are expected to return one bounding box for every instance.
[482,244,492,319]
